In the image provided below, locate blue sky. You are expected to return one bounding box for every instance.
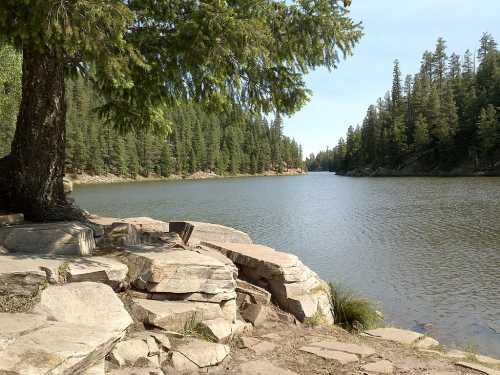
[283,0,500,157]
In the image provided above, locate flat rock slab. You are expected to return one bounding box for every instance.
[239,360,299,375]
[35,282,132,333]
[131,298,223,331]
[365,328,423,345]
[361,360,394,374]
[0,313,122,375]
[0,213,24,226]
[182,221,252,245]
[0,255,128,297]
[0,222,95,256]
[306,339,375,357]
[252,341,277,355]
[456,362,500,375]
[175,338,230,368]
[66,256,128,288]
[122,247,236,300]
[299,345,359,364]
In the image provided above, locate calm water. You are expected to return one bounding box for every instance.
[74,173,500,356]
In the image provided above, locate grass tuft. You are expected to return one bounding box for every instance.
[180,315,217,342]
[329,282,381,331]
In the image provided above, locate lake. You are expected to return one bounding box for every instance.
[73,172,500,356]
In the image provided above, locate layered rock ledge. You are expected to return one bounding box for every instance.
[0,213,499,375]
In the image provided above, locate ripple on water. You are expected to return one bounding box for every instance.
[74,174,500,356]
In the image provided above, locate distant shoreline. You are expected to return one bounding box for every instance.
[70,169,306,185]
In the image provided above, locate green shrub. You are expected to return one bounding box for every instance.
[329,282,381,331]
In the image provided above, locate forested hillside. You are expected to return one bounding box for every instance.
[0,46,303,179]
[307,33,500,175]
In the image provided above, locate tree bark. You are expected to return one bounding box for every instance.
[0,44,74,221]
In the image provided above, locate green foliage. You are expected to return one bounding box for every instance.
[1,0,362,136]
[0,44,21,157]
[329,282,381,331]
[307,33,500,173]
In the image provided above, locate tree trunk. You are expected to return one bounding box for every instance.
[0,44,73,221]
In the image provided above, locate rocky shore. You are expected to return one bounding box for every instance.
[70,169,305,186]
[0,213,499,374]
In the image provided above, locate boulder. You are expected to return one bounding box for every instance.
[174,338,230,368]
[35,282,132,333]
[236,279,271,305]
[0,213,24,226]
[179,221,252,245]
[0,313,124,375]
[122,246,236,301]
[109,339,150,367]
[202,241,334,323]
[88,215,170,246]
[0,222,95,256]
[240,304,273,327]
[130,299,223,331]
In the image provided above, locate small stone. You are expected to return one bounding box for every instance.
[238,360,299,375]
[415,336,440,349]
[150,332,172,351]
[299,346,359,364]
[361,360,394,374]
[237,337,261,349]
[109,339,150,367]
[175,338,230,368]
[146,335,160,356]
[199,318,234,342]
[232,319,254,336]
[241,304,270,326]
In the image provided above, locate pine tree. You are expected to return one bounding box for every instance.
[391,59,402,112]
[126,134,140,177]
[414,114,430,150]
[433,37,448,89]
[478,105,498,165]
